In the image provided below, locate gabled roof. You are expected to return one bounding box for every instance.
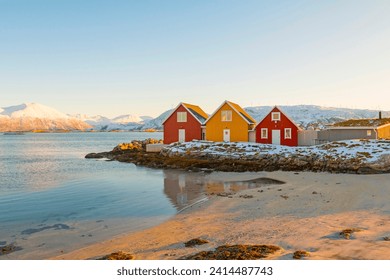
[182,103,209,123]
[228,101,256,124]
[255,106,302,130]
[162,102,208,125]
[205,100,256,125]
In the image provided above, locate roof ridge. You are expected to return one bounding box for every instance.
[227,101,256,123]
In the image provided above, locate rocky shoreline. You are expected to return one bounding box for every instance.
[85,139,390,174]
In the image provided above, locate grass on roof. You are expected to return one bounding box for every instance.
[333,118,390,127]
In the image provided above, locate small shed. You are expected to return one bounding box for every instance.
[255,106,301,146]
[162,102,208,144]
[317,118,390,143]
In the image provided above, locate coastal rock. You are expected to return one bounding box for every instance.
[112,138,162,152]
[85,152,114,159]
[87,139,390,174]
[85,153,106,159]
[0,242,23,255]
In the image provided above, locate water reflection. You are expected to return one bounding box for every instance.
[163,170,284,210]
[163,170,205,209]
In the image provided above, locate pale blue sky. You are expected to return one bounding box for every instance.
[1,0,390,117]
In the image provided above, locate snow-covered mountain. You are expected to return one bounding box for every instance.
[72,105,388,131]
[71,114,112,126]
[3,103,386,132]
[71,112,157,131]
[244,105,389,129]
[111,114,144,124]
[0,103,91,132]
[71,111,167,131]
[141,109,173,130]
[1,103,69,119]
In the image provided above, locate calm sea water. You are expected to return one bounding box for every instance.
[0,132,259,259]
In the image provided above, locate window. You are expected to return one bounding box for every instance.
[177,112,187,122]
[261,128,268,139]
[271,112,281,121]
[285,128,292,139]
[221,110,232,122]
[367,130,372,136]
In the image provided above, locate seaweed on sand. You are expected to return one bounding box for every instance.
[98,251,134,260]
[339,228,362,240]
[184,238,209,247]
[184,244,281,260]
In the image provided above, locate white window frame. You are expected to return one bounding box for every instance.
[177,112,187,122]
[261,128,268,139]
[221,110,232,122]
[271,112,281,121]
[284,128,292,139]
[367,130,372,136]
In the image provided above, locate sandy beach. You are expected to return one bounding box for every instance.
[53,171,390,260]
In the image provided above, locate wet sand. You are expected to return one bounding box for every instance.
[53,171,390,260]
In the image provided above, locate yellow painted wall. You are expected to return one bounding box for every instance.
[378,126,390,139]
[205,103,251,142]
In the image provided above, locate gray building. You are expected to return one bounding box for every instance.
[317,118,390,143]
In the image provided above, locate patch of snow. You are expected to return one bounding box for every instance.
[140,116,153,122]
[70,114,112,126]
[112,114,144,124]
[70,112,156,131]
[141,109,173,130]
[165,139,390,164]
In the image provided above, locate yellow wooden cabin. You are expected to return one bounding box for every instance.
[204,100,256,142]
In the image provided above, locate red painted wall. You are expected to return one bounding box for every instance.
[163,105,202,144]
[255,107,299,146]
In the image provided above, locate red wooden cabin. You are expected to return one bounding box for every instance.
[162,103,208,144]
[255,106,301,146]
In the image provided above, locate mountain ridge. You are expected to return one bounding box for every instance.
[0,103,91,132]
[1,102,389,132]
[244,105,389,129]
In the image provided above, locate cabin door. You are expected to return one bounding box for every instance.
[272,130,281,145]
[178,129,185,142]
[223,129,230,142]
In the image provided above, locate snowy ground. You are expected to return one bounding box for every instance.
[164,139,390,164]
